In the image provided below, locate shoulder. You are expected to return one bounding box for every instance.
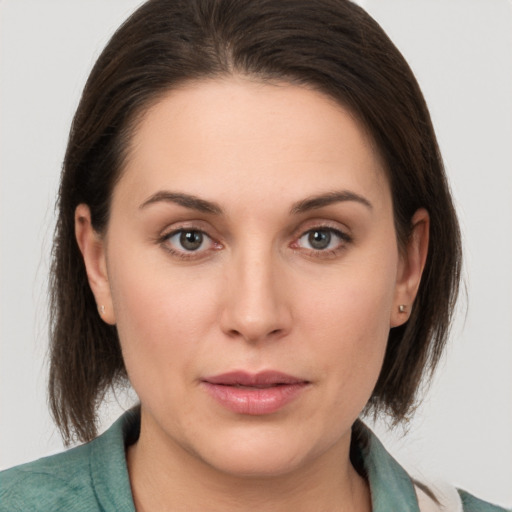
[0,442,99,512]
[0,409,139,512]
[458,489,511,512]
[354,421,510,512]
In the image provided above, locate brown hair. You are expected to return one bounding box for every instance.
[49,0,461,444]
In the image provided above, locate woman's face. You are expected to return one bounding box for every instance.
[79,78,425,477]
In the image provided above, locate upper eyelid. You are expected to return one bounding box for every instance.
[294,220,352,239]
[163,226,208,237]
[296,226,351,245]
[161,227,214,244]
[159,221,216,238]
[306,226,351,240]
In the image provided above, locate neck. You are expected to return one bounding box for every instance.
[127,412,371,512]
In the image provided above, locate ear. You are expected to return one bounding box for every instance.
[390,208,430,327]
[75,204,116,325]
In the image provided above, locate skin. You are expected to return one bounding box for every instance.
[76,77,429,511]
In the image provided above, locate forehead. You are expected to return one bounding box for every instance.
[117,77,389,211]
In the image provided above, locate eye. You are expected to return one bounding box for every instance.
[164,229,214,253]
[296,227,349,252]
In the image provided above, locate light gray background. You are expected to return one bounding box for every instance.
[1,0,511,507]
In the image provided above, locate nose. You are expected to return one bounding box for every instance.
[219,248,292,343]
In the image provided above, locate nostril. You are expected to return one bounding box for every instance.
[225,327,284,342]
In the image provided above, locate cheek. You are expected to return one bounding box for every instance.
[106,248,222,390]
[302,255,396,340]
[299,252,397,397]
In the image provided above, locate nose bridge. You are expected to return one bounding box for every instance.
[221,240,290,342]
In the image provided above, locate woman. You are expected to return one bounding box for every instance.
[0,0,508,510]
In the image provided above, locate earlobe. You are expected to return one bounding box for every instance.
[75,204,116,325]
[391,208,430,327]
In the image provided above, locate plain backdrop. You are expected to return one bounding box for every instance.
[1,0,511,507]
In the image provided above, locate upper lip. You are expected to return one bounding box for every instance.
[202,370,308,387]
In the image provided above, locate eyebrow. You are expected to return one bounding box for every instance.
[290,190,373,214]
[140,191,223,214]
[140,189,372,215]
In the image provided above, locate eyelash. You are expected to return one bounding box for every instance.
[158,225,352,261]
[292,226,352,259]
[158,228,220,260]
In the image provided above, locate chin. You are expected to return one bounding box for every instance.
[203,446,308,479]
[185,423,332,479]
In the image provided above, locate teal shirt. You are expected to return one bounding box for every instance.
[1,410,508,511]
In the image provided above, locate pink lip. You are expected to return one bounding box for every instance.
[201,371,310,415]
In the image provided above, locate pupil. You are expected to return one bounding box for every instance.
[180,231,203,251]
[308,230,331,250]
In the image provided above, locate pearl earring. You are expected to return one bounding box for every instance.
[99,305,105,315]
[398,304,407,313]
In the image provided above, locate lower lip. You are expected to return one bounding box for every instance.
[201,382,309,415]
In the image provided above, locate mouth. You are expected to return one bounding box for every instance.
[201,371,310,415]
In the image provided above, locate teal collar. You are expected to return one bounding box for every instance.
[354,421,420,511]
[89,409,139,511]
